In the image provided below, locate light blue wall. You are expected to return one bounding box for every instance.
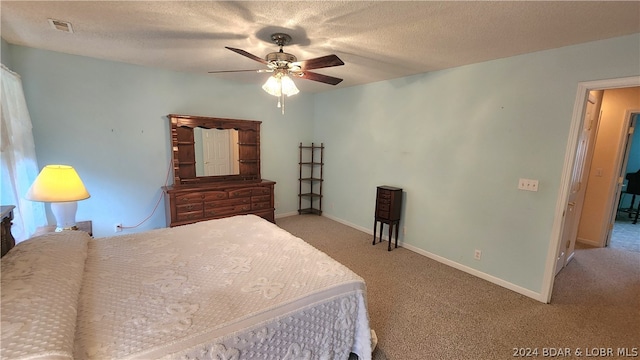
[5,33,639,296]
[6,46,313,237]
[621,114,640,208]
[1,38,12,68]
[625,114,640,174]
[314,34,640,294]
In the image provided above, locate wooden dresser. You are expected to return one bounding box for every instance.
[372,186,403,251]
[164,180,275,227]
[164,114,276,228]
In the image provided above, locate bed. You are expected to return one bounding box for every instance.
[1,214,372,360]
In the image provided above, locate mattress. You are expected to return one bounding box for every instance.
[1,215,371,360]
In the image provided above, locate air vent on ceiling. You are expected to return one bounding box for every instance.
[48,18,73,33]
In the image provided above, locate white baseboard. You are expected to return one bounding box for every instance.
[401,243,543,301]
[577,237,600,247]
[275,211,299,219]
[322,213,544,302]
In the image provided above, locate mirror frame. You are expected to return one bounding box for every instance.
[168,114,262,186]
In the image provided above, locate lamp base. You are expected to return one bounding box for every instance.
[51,201,78,231]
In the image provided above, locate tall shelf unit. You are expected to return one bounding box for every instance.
[298,143,324,215]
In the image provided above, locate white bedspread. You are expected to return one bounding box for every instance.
[1,214,371,360]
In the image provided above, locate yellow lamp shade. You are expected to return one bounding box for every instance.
[25,165,90,202]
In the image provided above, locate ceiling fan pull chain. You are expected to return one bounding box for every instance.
[282,94,286,115]
[279,80,284,114]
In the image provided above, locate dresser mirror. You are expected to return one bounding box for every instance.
[168,114,261,185]
[193,128,240,177]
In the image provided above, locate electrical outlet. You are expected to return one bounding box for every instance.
[115,223,122,232]
[518,178,539,192]
[474,249,482,260]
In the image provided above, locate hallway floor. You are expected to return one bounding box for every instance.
[611,210,640,252]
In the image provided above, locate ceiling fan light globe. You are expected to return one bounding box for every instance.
[262,76,282,97]
[280,75,299,96]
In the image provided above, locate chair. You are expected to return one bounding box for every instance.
[622,170,640,224]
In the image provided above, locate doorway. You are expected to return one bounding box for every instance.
[610,113,640,252]
[542,76,640,303]
[576,92,640,250]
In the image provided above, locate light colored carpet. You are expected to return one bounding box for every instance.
[611,212,640,253]
[276,215,640,360]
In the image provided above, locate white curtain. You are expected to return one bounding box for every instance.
[1,64,45,241]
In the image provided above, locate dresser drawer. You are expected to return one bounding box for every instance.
[377,210,390,219]
[177,202,203,213]
[378,190,392,199]
[252,194,271,203]
[252,202,271,211]
[205,204,251,217]
[175,193,204,204]
[377,203,390,212]
[251,187,271,196]
[228,188,253,198]
[203,191,228,201]
[205,197,250,208]
[176,210,203,222]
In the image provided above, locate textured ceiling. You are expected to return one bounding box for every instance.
[2,1,639,93]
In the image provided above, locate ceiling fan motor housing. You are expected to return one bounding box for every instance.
[266,51,297,64]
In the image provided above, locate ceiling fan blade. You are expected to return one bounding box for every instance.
[225,47,268,65]
[296,54,344,70]
[297,71,343,85]
[208,69,270,74]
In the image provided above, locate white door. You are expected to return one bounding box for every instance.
[604,113,637,246]
[556,94,599,275]
[202,129,232,176]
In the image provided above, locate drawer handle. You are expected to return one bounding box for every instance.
[186,205,193,210]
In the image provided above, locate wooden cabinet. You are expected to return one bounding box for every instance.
[373,186,403,251]
[164,180,275,227]
[164,115,275,227]
[298,143,324,215]
[1,205,15,257]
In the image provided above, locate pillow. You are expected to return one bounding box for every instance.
[1,231,90,360]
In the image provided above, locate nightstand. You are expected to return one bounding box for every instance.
[33,220,93,237]
[1,205,16,257]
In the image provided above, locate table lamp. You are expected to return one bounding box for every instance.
[25,164,90,231]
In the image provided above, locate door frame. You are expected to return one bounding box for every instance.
[554,92,600,276]
[541,76,640,303]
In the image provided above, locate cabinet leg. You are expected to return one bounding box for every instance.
[388,223,393,251]
[372,220,378,245]
[394,222,399,248]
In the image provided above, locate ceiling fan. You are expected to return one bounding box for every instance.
[208,33,344,113]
